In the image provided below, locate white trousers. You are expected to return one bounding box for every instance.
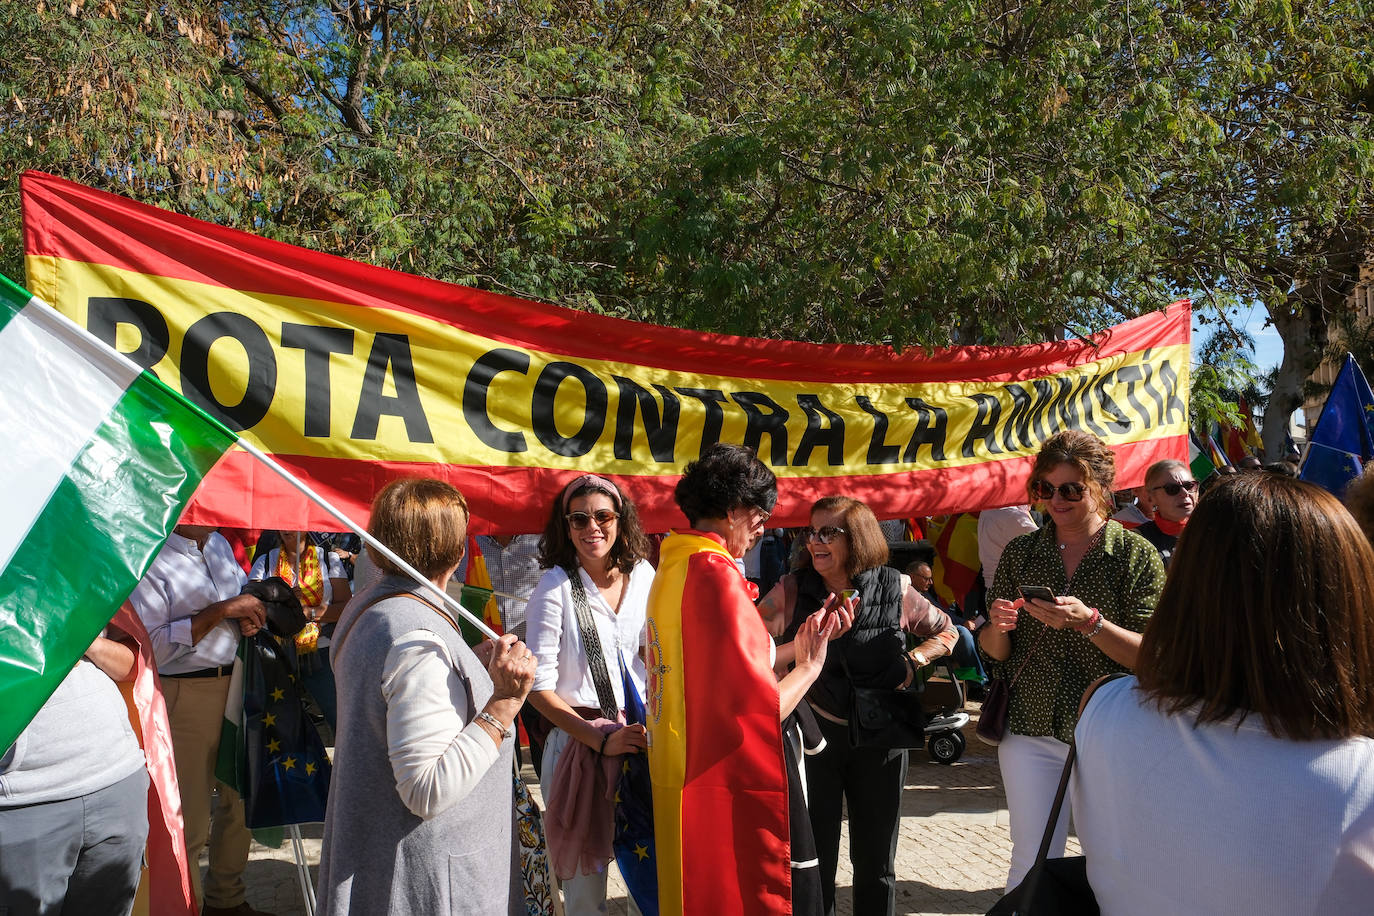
[998,732,1072,890]
[542,727,642,916]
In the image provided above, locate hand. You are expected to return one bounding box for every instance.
[473,638,497,666]
[819,591,857,640]
[602,723,648,756]
[1023,595,1094,631]
[238,617,263,637]
[793,608,838,673]
[486,634,536,703]
[223,594,266,627]
[989,597,1023,632]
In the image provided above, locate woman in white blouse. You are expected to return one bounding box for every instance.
[525,474,655,914]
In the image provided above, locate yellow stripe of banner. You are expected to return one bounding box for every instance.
[28,255,1190,478]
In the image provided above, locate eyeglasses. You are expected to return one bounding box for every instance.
[566,509,620,530]
[803,525,848,544]
[1150,480,1199,496]
[1030,479,1087,502]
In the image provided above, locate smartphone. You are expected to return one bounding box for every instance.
[1018,585,1056,603]
[842,588,860,603]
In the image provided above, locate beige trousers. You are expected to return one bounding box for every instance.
[162,673,251,909]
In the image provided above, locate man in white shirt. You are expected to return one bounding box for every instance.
[130,525,270,916]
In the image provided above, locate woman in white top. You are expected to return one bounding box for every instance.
[1070,473,1374,915]
[525,474,655,914]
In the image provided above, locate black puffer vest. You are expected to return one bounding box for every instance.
[781,565,909,719]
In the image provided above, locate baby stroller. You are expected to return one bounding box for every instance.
[917,658,971,764]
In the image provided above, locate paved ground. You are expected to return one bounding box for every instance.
[239,700,1079,915]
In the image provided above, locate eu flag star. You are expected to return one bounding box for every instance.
[271,687,285,701]
[282,756,297,771]
[634,843,650,861]
[263,713,277,728]
[267,738,281,753]
[305,762,317,776]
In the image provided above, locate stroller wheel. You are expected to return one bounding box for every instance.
[928,730,965,765]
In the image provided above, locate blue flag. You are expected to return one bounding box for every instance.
[613,662,658,915]
[1300,354,1374,496]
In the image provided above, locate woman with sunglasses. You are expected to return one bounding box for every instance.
[1134,459,1198,567]
[977,430,1165,890]
[524,474,655,914]
[758,495,957,916]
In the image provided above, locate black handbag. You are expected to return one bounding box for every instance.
[985,673,1126,916]
[844,654,927,749]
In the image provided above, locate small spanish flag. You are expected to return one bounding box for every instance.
[646,531,791,916]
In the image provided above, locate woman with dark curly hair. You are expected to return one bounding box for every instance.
[977,430,1165,889]
[524,474,655,913]
[647,444,843,916]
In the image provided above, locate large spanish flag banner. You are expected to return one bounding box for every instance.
[646,531,790,915]
[22,171,1190,533]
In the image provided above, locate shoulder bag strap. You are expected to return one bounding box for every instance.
[1019,671,1129,912]
[564,565,621,720]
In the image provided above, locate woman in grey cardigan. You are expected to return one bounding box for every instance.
[317,478,536,915]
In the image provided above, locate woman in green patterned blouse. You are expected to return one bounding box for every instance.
[976,430,1165,890]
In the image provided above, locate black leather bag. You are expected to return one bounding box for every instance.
[974,676,1011,746]
[848,680,926,749]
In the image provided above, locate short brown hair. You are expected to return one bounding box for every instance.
[1029,430,1116,518]
[1344,466,1374,549]
[538,477,650,575]
[366,478,469,579]
[1136,474,1374,740]
[794,495,889,577]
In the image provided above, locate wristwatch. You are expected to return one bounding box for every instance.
[912,651,928,667]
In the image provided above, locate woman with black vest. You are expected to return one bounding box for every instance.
[758,495,957,916]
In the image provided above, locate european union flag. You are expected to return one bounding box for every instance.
[614,663,658,915]
[1300,354,1374,496]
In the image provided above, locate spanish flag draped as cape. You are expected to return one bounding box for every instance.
[645,531,791,916]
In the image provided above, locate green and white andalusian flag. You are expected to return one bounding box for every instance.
[0,273,236,751]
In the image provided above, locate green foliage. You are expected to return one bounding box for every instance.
[2,0,1372,361]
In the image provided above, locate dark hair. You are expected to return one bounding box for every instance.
[537,478,649,575]
[1136,474,1374,740]
[367,478,468,579]
[673,443,777,526]
[1029,430,1116,518]
[793,496,889,576]
[1263,460,1300,479]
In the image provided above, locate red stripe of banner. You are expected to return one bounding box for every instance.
[678,550,790,915]
[185,434,1186,533]
[21,171,1189,385]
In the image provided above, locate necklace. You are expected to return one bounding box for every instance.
[1058,522,1106,551]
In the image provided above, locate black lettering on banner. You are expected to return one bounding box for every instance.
[351,332,433,443]
[532,362,607,457]
[180,312,276,431]
[732,392,791,466]
[675,387,729,457]
[1045,376,1086,432]
[1113,365,1153,427]
[281,323,354,438]
[1138,357,1167,425]
[87,297,169,375]
[1091,370,1132,435]
[903,397,948,462]
[793,395,846,466]
[1075,373,1110,438]
[463,349,529,453]
[1156,360,1186,424]
[855,395,900,465]
[613,377,680,462]
[1000,381,1053,453]
[961,392,1004,458]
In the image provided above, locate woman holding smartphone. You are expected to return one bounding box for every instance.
[977,431,1165,890]
[758,495,957,916]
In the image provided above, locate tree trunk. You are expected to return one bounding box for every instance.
[1265,308,1310,458]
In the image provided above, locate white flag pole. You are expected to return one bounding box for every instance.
[233,439,501,643]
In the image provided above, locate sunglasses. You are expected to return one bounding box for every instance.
[1030,479,1088,502]
[566,509,620,530]
[803,525,848,544]
[1150,480,1199,496]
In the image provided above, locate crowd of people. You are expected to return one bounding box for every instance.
[4,435,1374,916]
